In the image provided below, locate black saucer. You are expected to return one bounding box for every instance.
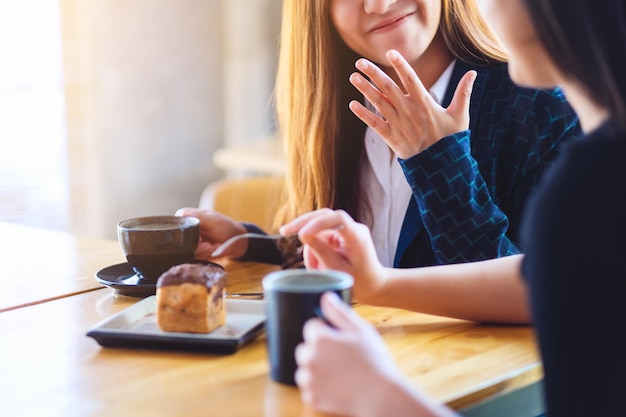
[95,260,222,298]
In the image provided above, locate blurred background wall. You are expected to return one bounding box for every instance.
[0,0,282,239]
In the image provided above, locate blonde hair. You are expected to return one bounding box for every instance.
[274,0,507,229]
[442,0,508,64]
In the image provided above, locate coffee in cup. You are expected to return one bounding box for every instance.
[117,215,200,281]
[262,269,353,385]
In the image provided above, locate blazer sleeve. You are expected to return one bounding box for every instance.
[235,223,284,265]
[399,130,518,264]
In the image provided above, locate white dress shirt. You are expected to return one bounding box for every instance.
[361,60,456,266]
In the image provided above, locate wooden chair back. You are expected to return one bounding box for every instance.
[199,176,286,232]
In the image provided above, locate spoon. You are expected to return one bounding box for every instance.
[211,233,284,258]
[228,292,264,298]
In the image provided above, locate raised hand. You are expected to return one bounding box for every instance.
[349,49,477,159]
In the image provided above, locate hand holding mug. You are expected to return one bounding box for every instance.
[295,292,429,417]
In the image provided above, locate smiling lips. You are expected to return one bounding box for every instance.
[369,12,415,33]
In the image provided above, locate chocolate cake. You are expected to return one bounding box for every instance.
[155,263,226,333]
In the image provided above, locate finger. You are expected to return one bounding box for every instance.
[304,236,350,271]
[195,242,219,260]
[176,208,212,225]
[354,58,405,106]
[301,220,370,271]
[296,373,314,405]
[349,71,391,117]
[385,50,432,100]
[319,292,363,332]
[302,245,321,269]
[445,70,477,122]
[302,317,334,343]
[294,367,312,394]
[295,341,314,367]
[175,207,199,217]
[279,208,334,236]
[297,209,354,241]
[348,100,390,136]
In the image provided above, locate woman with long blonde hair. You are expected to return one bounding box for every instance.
[179,0,579,318]
[275,0,506,223]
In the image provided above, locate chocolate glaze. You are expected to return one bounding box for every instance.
[157,263,226,291]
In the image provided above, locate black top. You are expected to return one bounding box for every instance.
[521,120,626,416]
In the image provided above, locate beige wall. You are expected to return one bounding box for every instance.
[60,0,281,239]
[223,0,282,147]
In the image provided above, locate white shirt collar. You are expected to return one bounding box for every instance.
[429,59,456,105]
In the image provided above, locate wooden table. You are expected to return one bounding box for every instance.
[0,224,543,416]
[0,222,123,312]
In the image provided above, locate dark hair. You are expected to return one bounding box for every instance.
[523,0,626,128]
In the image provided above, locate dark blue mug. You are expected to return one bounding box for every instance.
[262,269,353,386]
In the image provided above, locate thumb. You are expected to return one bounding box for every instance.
[302,245,321,269]
[175,207,197,217]
[446,70,477,124]
[304,234,349,271]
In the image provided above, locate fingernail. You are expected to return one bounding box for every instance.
[324,291,342,305]
[349,73,361,85]
[387,50,399,61]
[470,71,478,84]
[355,59,368,71]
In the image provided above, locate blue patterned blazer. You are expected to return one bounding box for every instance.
[394,60,580,267]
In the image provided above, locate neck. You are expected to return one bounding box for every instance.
[561,81,610,133]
